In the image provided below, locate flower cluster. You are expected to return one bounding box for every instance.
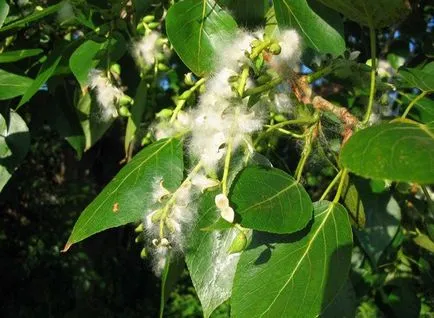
[144,28,302,274]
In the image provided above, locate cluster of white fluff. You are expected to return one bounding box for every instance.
[133,31,170,67]
[145,28,302,274]
[145,174,219,275]
[88,69,124,120]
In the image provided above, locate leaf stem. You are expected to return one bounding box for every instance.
[362,26,377,125]
[249,38,272,59]
[244,77,282,96]
[307,64,335,83]
[320,170,343,201]
[221,141,233,195]
[169,78,205,124]
[401,91,429,119]
[333,169,348,204]
[295,126,316,182]
[237,65,250,97]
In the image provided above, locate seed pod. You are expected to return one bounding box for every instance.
[269,43,282,55]
[148,22,160,29]
[118,106,132,117]
[274,114,287,123]
[135,223,144,233]
[135,233,145,243]
[140,247,148,259]
[142,15,155,23]
[110,63,121,76]
[184,72,195,86]
[156,108,173,118]
[158,63,170,71]
[119,95,133,106]
[228,231,248,254]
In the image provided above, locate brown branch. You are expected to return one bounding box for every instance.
[290,74,359,144]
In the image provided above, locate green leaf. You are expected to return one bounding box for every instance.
[0,0,10,28]
[75,91,113,152]
[341,174,366,228]
[231,201,353,317]
[222,0,270,27]
[321,280,357,318]
[70,39,107,88]
[413,232,434,253]
[399,62,434,92]
[185,190,242,318]
[124,78,148,155]
[18,47,63,107]
[403,95,434,124]
[70,33,127,88]
[340,121,434,184]
[230,166,313,233]
[273,0,345,57]
[317,0,411,28]
[351,178,401,267]
[0,110,30,192]
[0,1,64,32]
[0,69,33,100]
[166,0,238,76]
[64,138,183,250]
[0,49,43,63]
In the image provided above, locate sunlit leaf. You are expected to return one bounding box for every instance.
[340,121,434,184]
[65,138,183,249]
[0,49,42,63]
[0,69,33,100]
[166,0,238,76]
[230,166,313,233]
[231,201,353,317]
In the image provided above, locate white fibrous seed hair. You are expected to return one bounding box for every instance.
[269,29,302,73]
[133,31,170,66]
[216,30,256,71]
[88,69,123,120]
[153,111,192,141]
[377,59,396,78]
[272,82,294,114]
[191,173,219,192]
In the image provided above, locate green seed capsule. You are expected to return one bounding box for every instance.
[184,73,195,86]
[119,95,133,106]
[156,108,173,118]
[269,43,282,55]
[256,74,272,85]
[274,114,287,122]
[142,15,155,23]
[147,22,160,29]
[110,63,121,76]
[140,248,148,259]
[135,223,144,233]
[228,231,248,254]
[135,233,145,243]
[158,63,170,71]
[118,106,131,117]
[165,219,176,233]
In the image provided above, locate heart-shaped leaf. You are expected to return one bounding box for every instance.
[340,121,434,184]
[231,201,353,317]
[166,0,238,76]
[64,138,183,250]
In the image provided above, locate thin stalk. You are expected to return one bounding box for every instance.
[320,170,343,201]
[169,78,205,123]
[221,141,233,195]
[333,169,348,204]
[244,77,282,96]
[362,26,377,125]
[401,91,429,119]
[237,65,250,97]
[307,64,335,83]
[295,127,315,182]
[275,128,305,139]
[249,38,272,59]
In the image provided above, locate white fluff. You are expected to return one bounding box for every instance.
[88,69,122,120]
[191,173,219,192]
[133,31,169,66]
[270,29,302,72]
[216,31,255,70]
[151,178,171,203]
